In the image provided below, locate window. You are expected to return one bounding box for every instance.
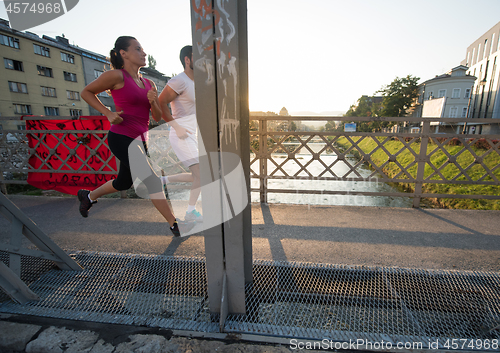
[36,65,52,77]
[4,58,23,71]
[17,124,26,130]
[484,39,488,60]
[449,107,458,118]
[438,89,446,98]
[465,88,471,99]
[452,88,461,99]
[61,52,75,63]
[8,81,28,93]
[472,48,476,65]
[44,107,59,116]
[14,104,32,114]
[94,69,103,79]
[33,44,50,57]
[70,109,82,117]
[462,107,468,118]
[41,86,56,97]
[67,90,80,100]
[427,91,434,100]
[63,71,77,82]
[1,34,20,49]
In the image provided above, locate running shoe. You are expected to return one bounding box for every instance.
[185,210,203,222]
[77,189,96,218]
[170,220,180,237]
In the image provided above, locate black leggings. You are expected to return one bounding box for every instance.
[107,131,163,194]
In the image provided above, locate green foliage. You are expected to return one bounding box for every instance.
[147,55,157,70]
[249,120,259,131]
[335,137,500,209]
[345,95,378,118]
[343,75,419,132]
[378,75,419,117]
[324,121,336,132]
[7,184,42,195]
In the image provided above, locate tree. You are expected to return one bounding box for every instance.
[325,121,336,131]
[377,75,419,117]
[345,95,374,118]
[249,120,259,131]
[148,55,157,70]
[343,95,384,132]
[343,75,419,132]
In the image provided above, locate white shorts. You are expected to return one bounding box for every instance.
[169,114,199,168]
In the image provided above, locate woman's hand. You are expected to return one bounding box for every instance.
[147,86,158,105]
[81,70,124,121]
[106,110,124,125]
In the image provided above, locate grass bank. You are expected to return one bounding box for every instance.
[335,136,500,210]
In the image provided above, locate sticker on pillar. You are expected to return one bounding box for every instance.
[4,0,79,31]
[128,123,248,237]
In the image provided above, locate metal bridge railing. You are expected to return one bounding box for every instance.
[2,115,500,208]
[250,116,500,207]
[0,116,190,196]
[0,116,118,194]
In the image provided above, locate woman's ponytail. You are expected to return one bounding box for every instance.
[109,36,136,70]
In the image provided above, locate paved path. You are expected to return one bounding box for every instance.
[1,196,500,352]
[1,195,499,272]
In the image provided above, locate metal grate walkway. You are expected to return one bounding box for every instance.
[1,251,499,351]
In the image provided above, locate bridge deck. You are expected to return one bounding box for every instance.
[0,251,499,351]
[1,196,499,349]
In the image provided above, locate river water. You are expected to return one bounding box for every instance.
[249,144,413,208]
[157,141,413,208]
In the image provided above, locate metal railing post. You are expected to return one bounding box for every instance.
[413,120,430,208]
[259,118,267,203]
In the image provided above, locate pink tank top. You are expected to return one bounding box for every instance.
[110,69,152,141]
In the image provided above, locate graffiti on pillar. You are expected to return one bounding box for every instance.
[195,55,215,85]
[192,0,240,150]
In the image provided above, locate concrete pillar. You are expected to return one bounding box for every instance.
[190,0,252,316]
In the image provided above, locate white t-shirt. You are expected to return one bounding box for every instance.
[167,72,195,119]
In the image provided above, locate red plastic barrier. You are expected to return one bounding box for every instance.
[26,116,117,195]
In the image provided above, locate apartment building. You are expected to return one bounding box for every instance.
[0,18,172,133]
[413,66,476,133]
[140,66,169,94]
[0,19,88,130]
[462,21,500,134]
[68,42,115,116]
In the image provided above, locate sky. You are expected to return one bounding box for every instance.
[1,0,500,115]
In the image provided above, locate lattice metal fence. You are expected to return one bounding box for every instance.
[0,116,190,194]
[0,116,118,193]
[250,116,500,207]
[2,115,500,207]
[1,251,499,351]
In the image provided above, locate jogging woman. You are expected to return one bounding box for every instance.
[79,36,181,236]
